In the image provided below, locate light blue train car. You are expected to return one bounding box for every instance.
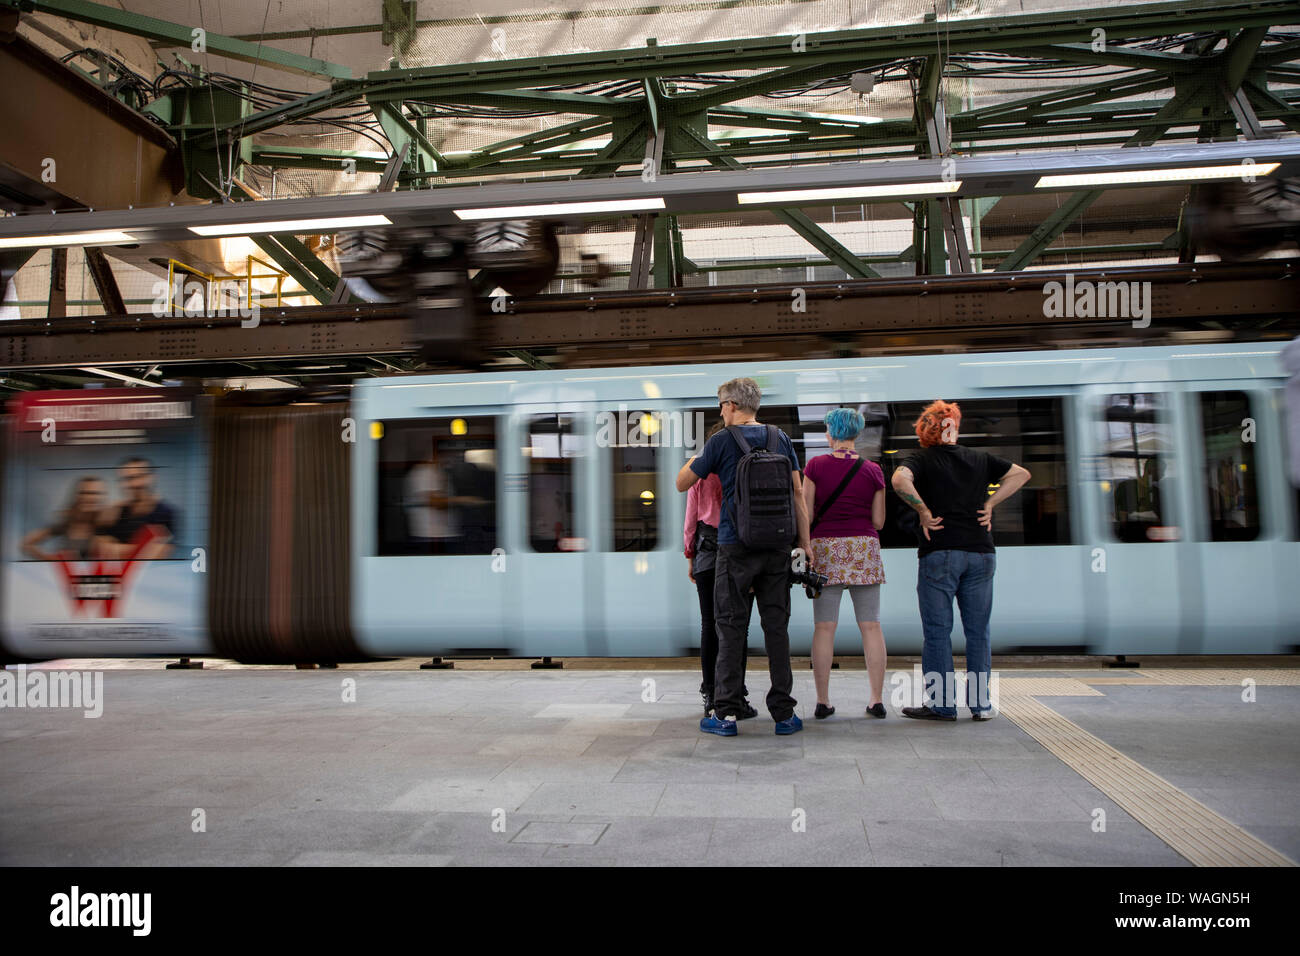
[350,342,1300,658]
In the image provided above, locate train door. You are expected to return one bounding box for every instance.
[1189,388,1294,652]
[507,407,598,656]
[358,411,509,655]
[592,403,681,656]
[1078,385,1204,653]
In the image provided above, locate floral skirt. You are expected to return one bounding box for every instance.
[811,535,885,586]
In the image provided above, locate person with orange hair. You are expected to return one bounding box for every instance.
[890,400,1031,721]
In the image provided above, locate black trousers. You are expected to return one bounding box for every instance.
[694,567,752,694]
[712,544,796,721]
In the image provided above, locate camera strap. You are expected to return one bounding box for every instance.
[811,456,865,531]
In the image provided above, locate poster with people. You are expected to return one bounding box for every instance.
[3,389,211,657]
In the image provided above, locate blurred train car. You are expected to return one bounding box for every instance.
[3,341,1297,663]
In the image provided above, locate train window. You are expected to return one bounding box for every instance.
[375,416,498,556]
[1199,392,1261,541]
[1094,393,1178,543]
[528,413,586,552]
[877,398,1071,548]
[609,410,658,551]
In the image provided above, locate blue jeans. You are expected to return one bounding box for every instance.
[917,550,996,717]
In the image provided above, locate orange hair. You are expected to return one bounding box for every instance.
[914,400,961,447]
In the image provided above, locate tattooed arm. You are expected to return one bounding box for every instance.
[891,466,944,541]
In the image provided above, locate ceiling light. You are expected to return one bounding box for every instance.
[188,215,392,236]
[79,367,160,387]
[737,181,961,204]
[453,198,665,220]
[1035,163,1280,189]
[0,230,135,249]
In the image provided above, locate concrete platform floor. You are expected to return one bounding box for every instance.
[1,662,1297,866]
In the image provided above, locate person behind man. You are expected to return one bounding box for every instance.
[802,408,888,719]
[676,378,812,736]
[101,458,177,560]
[405,442,463,553]
[683,422,756,718]
[890,400,1030,721]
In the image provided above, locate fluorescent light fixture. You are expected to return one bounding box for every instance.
[188,215,391,236]
[79,367,160,387]
[0,230,135,249]
[1036,163,1280,189]
[454,198,665,220]
[738,181,961,204]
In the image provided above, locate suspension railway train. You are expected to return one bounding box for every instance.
[1,341,1296,664]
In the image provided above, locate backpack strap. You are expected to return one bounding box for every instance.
[766,424,780,457]
[725,424,753,454]
[811,456,866,531]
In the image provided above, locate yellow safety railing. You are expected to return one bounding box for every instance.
[245,254,287,308]
[165,256,290,313]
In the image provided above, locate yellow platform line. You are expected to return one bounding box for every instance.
[998,693,1296,867]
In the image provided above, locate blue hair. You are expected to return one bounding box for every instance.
[824,407,865,441]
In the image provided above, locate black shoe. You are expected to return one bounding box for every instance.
[866,703,887,719]
[901,705,956,722]
[971,710,994,722]
[738,699,758,720]
[813,703,835,719]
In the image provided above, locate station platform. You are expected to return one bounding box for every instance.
[1,659,1297,867]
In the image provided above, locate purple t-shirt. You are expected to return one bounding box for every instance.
[805,453,885,539]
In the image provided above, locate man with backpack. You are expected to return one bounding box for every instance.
[676,378,812,737]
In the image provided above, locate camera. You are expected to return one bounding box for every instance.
[790,567,829,599]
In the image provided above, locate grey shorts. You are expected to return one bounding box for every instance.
[812,584,881,624]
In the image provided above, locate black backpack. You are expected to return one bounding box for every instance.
[726,424,796,550]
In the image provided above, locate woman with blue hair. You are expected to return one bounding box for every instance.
[801,407,888,719]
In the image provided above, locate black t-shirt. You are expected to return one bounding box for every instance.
[899,444,1012,556]
[108,501,178,545]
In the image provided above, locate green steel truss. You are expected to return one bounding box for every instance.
[9,0,1300,281]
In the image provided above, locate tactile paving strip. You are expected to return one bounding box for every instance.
[998,692,1296,867]
[1138,669,1300,686]
[997,677,1106,697]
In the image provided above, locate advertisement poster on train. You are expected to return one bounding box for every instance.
[3,389,210,656]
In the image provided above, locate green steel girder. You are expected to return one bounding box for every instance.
[231,182,342,303]
[678,61,856,112]
[1245,80,1300,133]
[993,27,1277,272]
[251,234,336,305]
[249,145,390,175]
[396,89,634,116]
[578,116,650,178]
[180,0,1300,153]
[995,68,1226,272]
[349,1,1293,100]
[956,73,1175,129]
[449,117,614,170]
[0,0,352,79]
[652,214,673,288]
[707,105,886,134]
[1020,44,1206,73]
[679,124,880,280]
[370,100,446,172]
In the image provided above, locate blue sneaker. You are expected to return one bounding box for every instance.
[774,714,803,736]
[700,712,738,736]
